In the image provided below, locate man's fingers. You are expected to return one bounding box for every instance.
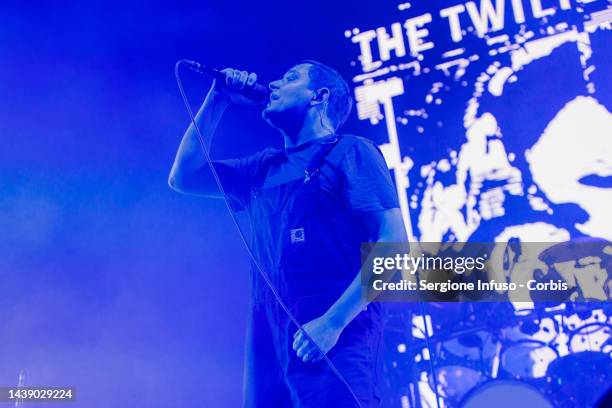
[222,68,233,86]
[292,325,326,362]
[292,329,310,351]
[292,329,302,343]
[231,70,241,87]
[293,334,302,351]
[219,68,255,90]
[296,341,310,358]
[238,70,248,89]
[305,348,322,363]
[302,346,322,363]
[302,349,312,363]
[293,330,307,351]
[246,72,257,87]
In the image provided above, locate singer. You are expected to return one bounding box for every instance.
[169,61,407,407]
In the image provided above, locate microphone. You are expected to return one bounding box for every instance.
[181,60,270,103]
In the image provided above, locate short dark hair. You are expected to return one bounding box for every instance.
[300,60,353,131]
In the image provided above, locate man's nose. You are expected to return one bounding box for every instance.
[268,80,281,90]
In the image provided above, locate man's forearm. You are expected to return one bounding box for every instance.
[325,230,409,330]
[323,270,369,330]
[168,90,228,191]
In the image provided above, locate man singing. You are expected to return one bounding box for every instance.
[169,61,407,407]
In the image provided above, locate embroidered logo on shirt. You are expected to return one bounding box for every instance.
[290,227,305,244]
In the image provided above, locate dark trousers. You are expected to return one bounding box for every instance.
[243,299,383,408]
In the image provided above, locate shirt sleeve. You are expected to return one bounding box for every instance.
[340,137,400,213]
[212,149,270,212]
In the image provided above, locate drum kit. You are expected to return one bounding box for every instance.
[425,302,611,407]
[382,301,612,407]
[382,240,612,407]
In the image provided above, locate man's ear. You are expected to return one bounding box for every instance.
[310,87,330,106]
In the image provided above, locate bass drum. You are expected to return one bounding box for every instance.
[500,339,558,379]
[461,380,553,408]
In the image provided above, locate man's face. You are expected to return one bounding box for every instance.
[262,64,315,128]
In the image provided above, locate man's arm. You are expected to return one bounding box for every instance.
[293,208,408,362]
[168,69,258,196]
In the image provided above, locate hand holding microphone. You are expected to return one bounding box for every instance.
[213,68,265,106]
[181,60,269,105]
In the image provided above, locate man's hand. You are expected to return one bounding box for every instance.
[210,68,261,106]
[292,314,344,363]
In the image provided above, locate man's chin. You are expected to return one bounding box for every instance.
[262,106,281,122]
[262,105,301,130]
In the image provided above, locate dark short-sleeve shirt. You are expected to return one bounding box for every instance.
[213,134,399,215]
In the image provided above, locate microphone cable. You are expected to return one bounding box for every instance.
[174,60,363,408]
